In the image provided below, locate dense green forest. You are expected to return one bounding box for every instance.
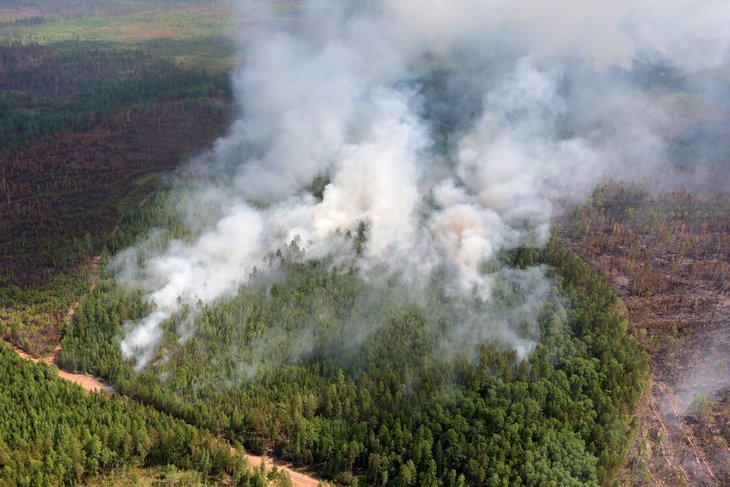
[0,342,296,486]
[55,191,650,486]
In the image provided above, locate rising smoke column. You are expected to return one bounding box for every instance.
[117,0,730,369]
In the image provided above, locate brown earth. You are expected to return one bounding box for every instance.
[11,342,106,392]
[242,453,323,487]
[559,184,730,487]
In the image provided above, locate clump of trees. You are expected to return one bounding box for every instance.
[0,343,286,486]
[59,192,650,486]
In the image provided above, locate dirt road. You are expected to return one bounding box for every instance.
[9,345,324,487]
[242,453,323,487]
[9,343,324,486]
[10,343,107,392]
[6,255,109,392]
[10,255,325,486]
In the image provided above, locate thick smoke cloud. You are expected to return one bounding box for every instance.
[117,0,730,369]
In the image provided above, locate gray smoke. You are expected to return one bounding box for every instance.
[116,0,730,369]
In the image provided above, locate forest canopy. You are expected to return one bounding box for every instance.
[56,192,650,486]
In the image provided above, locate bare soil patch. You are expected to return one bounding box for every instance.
[242,453,322,487]
[10,342,106,392]
[559,184,730,486]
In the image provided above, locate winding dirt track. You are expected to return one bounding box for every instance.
[8,256,323,487]
[10,343,107,392]
[11,340,322,486]
[8,256,107,392]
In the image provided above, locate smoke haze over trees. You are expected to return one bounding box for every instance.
[25,0,728,485]
[116,0,730,369]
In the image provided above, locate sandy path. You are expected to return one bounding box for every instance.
[10,343,107,392]
[242,453,323,487]
[7,255,109,392]
[10,254,325,486]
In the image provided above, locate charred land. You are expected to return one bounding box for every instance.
[560,184,730,486]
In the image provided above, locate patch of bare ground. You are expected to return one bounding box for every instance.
[559,183,730,486]
[241,453,323,487]
[10,342,107,393]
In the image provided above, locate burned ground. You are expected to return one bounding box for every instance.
[559,183,730,486]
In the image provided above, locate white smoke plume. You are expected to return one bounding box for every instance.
[117,0,730,369]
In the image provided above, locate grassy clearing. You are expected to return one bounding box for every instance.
[142,36,235,72]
